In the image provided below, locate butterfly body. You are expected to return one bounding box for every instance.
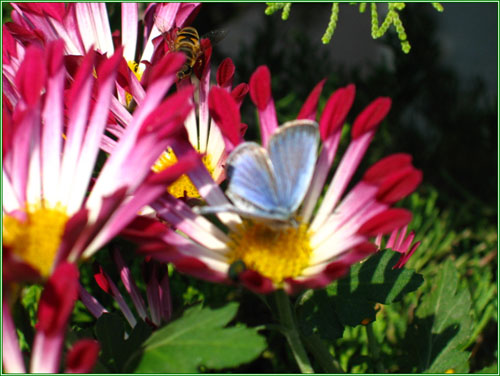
[196,119,320,227]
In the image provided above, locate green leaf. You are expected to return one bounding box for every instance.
[406,260,473,373]
[130,303,266,373]
[296,290,344,341]
[476,363,498,373]
[330,250,424,304]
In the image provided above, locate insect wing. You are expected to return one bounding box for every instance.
[268,120,319,213]
[201,29,229,46]
[225,142,283,217]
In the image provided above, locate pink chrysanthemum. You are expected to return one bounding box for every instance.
[4,3,201,106]
[125,66,422,295]
[2,40,198,283]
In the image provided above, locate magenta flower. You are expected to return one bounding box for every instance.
[126,66,422,294]
[79,247,173,329]
[3,262,100,373]
[2,40,198,283]
[145,57,248,199]
[5,3,201,106]
[376,224,421,269]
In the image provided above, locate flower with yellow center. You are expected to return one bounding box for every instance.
[134,68,422,295]
[3,39,196,285]
[3,203,69,278]
[152,148,215,198]
[227,221,313,284]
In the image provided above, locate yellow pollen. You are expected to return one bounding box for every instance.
[152,147,214,198]
[126,61,145,107]
[227,221,313,284]
[3,202,69,278]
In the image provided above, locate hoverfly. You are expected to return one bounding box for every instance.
[171,26,228,80]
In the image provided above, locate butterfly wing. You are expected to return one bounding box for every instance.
[225,142,287,219]
[268,119,320,213]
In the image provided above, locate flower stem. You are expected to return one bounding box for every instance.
[303,333,345,373]
[274,290,314,373]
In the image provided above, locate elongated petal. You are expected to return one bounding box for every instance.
[351,97,391,139]
[16,45,45,106]
[208,86,241,149]
[358,208,412,236]
[2,300,26,373]
[319,84,355,140]
[239,270,275,294]
[216,57,235,90]
[121,3,138,62]
[249,65,278,146]
[65,339,100,373]
[297,78,326,121]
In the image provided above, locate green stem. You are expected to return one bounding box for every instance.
[365,323,385,373]
[274,290,314,373]
[303,334,345,373]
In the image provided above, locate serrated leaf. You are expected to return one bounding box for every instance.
[406,260,473,373]
[296,290,344,341]
[130,303,266,373]
[329,250,424,304]
[317,250,423,328]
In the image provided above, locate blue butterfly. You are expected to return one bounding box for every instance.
[196,119,319,225]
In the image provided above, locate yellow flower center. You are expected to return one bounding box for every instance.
[227,221,313,284]
[125,61,145,107]
[3,202,69,278]
[152,147,214,198]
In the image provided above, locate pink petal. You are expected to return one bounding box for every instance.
[138,85,194,139]
[147,149,200,185]
[175,3,201,28]
[121,3,138,62]
[154,3,180,33]
[55,208,89,265]
[239,270,276,294]
[15,45,45,106]
[173,257,228,283]
[93,264,111,293]
[113,249,148,320]
[376,168,422,204]
[358,208,412,236]
[149,51,185,84]
[285,242,376,294]
[394,240,420,269]
[208,86,241,147]
[363,153,413,184]
[2,300,26,373]
[231,83,249,108]
[78,284,108,319]
[65,339,100,373]
[249,65,271,110]
[351,97,391,139]
[36,262,79,336]
[216,57,235,89]
[297,78,326,121]
[319,84,356,140]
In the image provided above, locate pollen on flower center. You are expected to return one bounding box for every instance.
[125,61,145,107]
[227,221,313,284]
[3,202,69,278]
[152,147,214,198]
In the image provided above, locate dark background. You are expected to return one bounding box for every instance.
[191,3,497,226]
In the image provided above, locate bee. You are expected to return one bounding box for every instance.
[174,26,201,80]
[172,26,228,80]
